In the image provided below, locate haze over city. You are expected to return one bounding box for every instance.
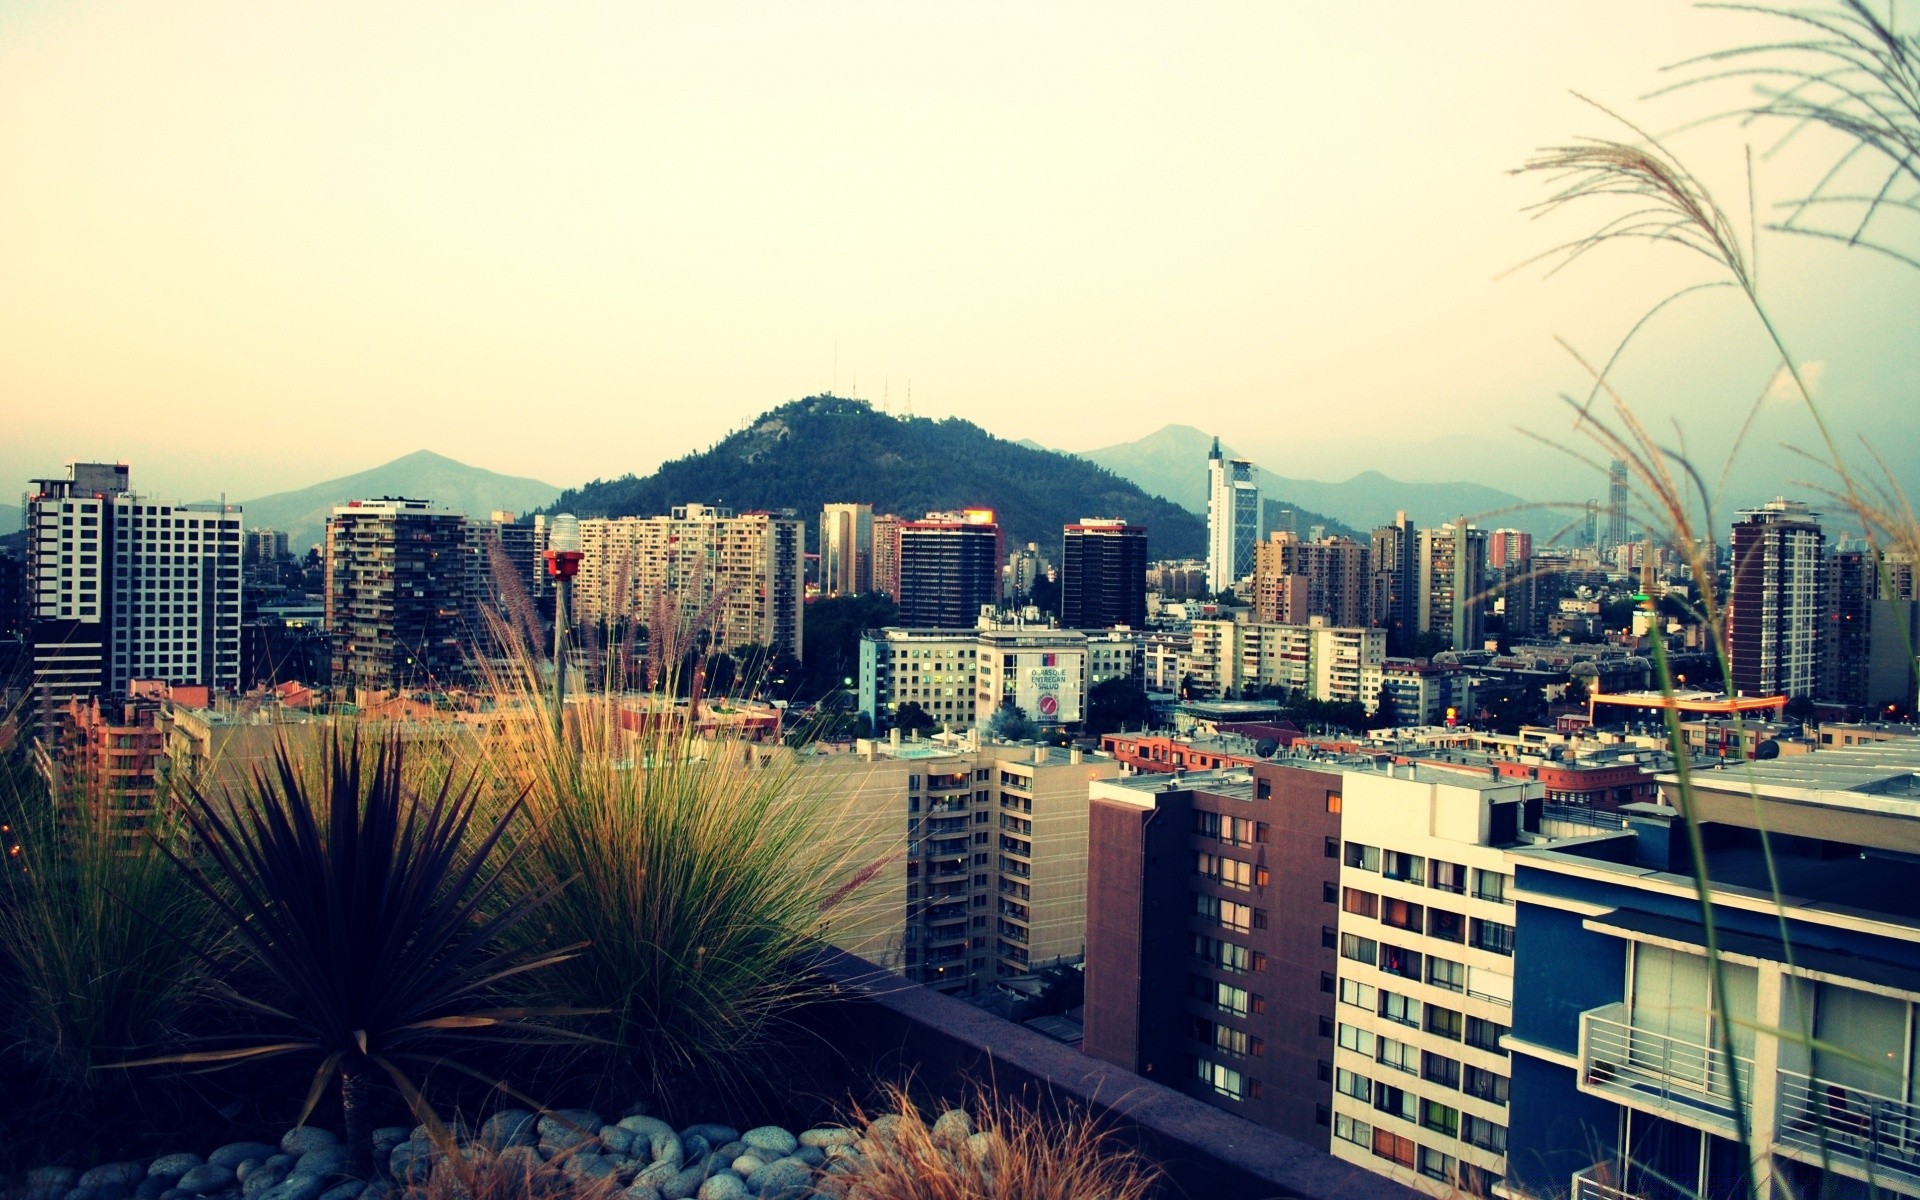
[4,2,1916,514]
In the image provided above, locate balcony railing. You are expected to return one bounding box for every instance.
[1777,1069,1920,1188]
[1578,1002,1751,1136]
[1571,1165,1646,1200]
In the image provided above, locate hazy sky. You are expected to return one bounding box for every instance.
[3,2,1915,516]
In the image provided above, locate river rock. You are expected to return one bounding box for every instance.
[317,1183,365,1200]
[239,1163,290,1198]
[693,1174,747,1200]
[739,1128,795,1158]
[81,1166,148,1191]
[293,1149,348,1181]
[147,1156,203,1182]
[279,1130,337,1158]
[930,1109,972,1151]
[747,1158,810,1196]
[798,1128,855,1150]
[537,1110,601,1155]
[135,1177,172,1200]
[371,1129,409,1164]
[477,1110,539,1152]
[208,1146,277,1172]
[561,1154,616,1182]
[387,1142,433,1187]
[261,1174,325,1200]
[175,1166,236,1196]
[659,1163,707,1200]
[677,1125,737,1149]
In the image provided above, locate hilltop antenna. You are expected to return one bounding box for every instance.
[906,380,913,418]
[883,379,890,414]
[832,338,839,397]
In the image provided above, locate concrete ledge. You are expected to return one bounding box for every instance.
[798,950,1418,1200]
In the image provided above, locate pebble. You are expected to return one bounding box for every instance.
[930,1109,972,1150]
[478,1110,539,1152]
[147,1156,203,1182]
[739,1127,796,1157]
[292,1149,348,1180]
[239,1163,289,1198]
[372,1129,410,1163]
[387,1142,433,1187]
[538,1109,603,1155]
[134,1178,171,1200]
[175,1166,236,1196]
[317,1185,364,1200]
[693,1175,748,1200]
[278,1130,338,1158]
[561,1154,617,1182]
[677,1125,737,1149]
[746,1159,810,1197]
[81,1166,148,1191]
[208,1146,277,1172]
[798,1128,856,1149]
[260,1175,325,1200]
[659,1163,707,1200]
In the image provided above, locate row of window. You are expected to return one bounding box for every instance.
[1196,893,1265,934]
[1193,932,1263,975]
[1344,842,1511,902]
[1343,888,1514,955]
[1333,1112,1506,1192]
[1196,850,1269,891]
[1194,810,1269,847]
[1192,1055,1261,1101]
[1189,974,1264,1017]
[1339,935,1514,999]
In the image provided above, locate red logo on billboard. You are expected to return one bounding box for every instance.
[1038,694,1059,717]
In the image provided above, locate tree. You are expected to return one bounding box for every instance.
[1562,675,1591,707]
[800,594,898,699]
[1086,678,1152,735]
[1368,689,1401,730]
[987,703,1036,742]
[1027,574,1060,614]
[893,702,936,737]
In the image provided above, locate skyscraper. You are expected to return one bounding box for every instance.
[1417,520,1488,651]
[325,498,471,692]
[871,513,904,600]
[1728,498,1825,699]
[1252,532,1372,628]
[573,504,805,658]
[896,509,1002,628]
[1060,518,1148,630]
[1371,512,1419,642]
[820,502,874,598]
[1206,438,1260,593]
[1605,458,1630,550]
[1820,548,1875,708]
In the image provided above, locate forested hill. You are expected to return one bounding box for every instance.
[552,396,1208,558]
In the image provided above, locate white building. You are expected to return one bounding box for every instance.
[1206,437,1260,593]
[108,499,244,693]
[1330,763,1534,1197]
[858,623,1093,731]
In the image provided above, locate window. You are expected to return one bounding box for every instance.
[1321,972,1336,993]
[1195,894,1253,933]
[1343,887,1379,918]
[1466,1016,1509,1055]
[1336,1067,1371,1101]
[1371,1129,1416,1167]
[1194,1056,1246,1100]
[1422,1051,1461,1089]
[1194,933,1252,974]
[1340,934,1377,966]
[1344,842,1380,872]
[1428,956,1466,993]
[1424,1005,1464,1041]
[1213,982,1251,1017]
[1322,926,1337,949]
[1326,791,1342,813]
[1380,943,1422,981]
[1421,1100,1459,1138]
[1381,897,1424,931]
[1339,978,1375,1010]
[1377,1037,1418,1075]
[1474,869,1511,904]
[1419,1147,1457,1184]
[1430,860,1467,894]
[1462,1115,1507,1153]
[1373,1082,1417,1121]
[1471,918,1515,956]
[1427,908,1466,942]
[1337,1023,1375,1056]
[1324,837,1340,859]
[1323,881,1339,904]
[1382,850,1425,884]
[1334,1114,1371,1148]
[1379,991,1420,1028]
[1464,1065,1509,1105]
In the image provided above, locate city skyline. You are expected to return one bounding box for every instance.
[5,4,1918,515]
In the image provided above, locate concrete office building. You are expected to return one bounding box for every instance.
[1729,499,1824,699]
[857,624,1092,732]
[1085,761,1349,1148]
[896,510,1002,629]
[574,504,805,659]
[1207,438,1260,593]
[1503,743,1920,1200]
[325,498,471,692]
[1329,764,1535,1197]
[820,502,874,598]
[1061,518,1148,630]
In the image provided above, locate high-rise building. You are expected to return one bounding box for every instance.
[1003,542,1051,601]
[574,504,805,658]
[896,510,1002,629]
[1061,519,1148,630]
[1327,764,1531,1197]
[1372,513,1419,643]
[1605,458,1630,551]
[244,529,290,566]
[325,498,471,692]
[1486,530,1532,573]
[1820,548,1876,708]
[24,463,243,739]
[1253,532,1373,628]
[870,513,904,600]
[820,502,874,598]
[1206,438,1260,593]
[1728,499,1825,699]
[1085,761,1348,1148]
[1417,520,1488,651]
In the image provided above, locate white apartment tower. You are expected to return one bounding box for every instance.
[1207,438,1260,594]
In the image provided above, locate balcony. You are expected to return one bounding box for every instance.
[1577,1002,1751,1137]
[1776,1069,1920,1193]
[1570,1165,1647,1200]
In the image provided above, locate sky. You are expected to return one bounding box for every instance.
[2,2,1915,521]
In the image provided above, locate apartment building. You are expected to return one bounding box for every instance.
[871,513,904,600]
[1372,513,1420,643]
[574,504,805,658]
[897,510,1002,628]
[325,498,471,692]
[1084,761,1348,1148]
[1418,520,1488,651]
[1181,617,1385,711]
[1253,532,1373,628]
[1503,743,1920,1200]
[1728,498,1825,700]
[1329,764,1536,1198]
[810,736,1122,995]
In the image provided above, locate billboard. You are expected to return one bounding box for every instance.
[1015,651,1083,725]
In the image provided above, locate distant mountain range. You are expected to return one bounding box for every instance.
[552,396,1209,558]
[239,450,561,550]
[1075,424,1559,539]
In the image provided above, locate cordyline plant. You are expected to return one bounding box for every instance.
[126,731,595,1178]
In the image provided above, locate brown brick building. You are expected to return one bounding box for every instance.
[1084,759,1347,1148]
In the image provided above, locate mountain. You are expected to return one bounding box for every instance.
[551,396,1209,558]
[1078,424,1554,539]
[242,450,562,551]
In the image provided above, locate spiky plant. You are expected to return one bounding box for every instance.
[132,731,590,1177]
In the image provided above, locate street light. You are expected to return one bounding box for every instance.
[544,514,582,741]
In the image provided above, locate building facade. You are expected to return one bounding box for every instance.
[820,502,874,598]
[896,510,1002,629]
[1728,499,1824,699]
[1418,520,1488,651]
[856,624,1092,732]
[325,499,471,692]
[1373,513,1420,645]
[1820,548,1875,708]
[1061,518,1148,630]
[1254,533,1373,629]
